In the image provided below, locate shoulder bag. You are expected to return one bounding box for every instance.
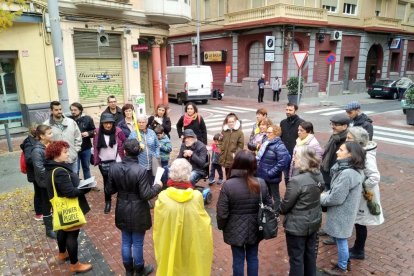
[258,180,278,240]
[362,182,381,215]
[50,168,87,231]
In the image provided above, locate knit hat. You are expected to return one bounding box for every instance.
[344,101,361,112]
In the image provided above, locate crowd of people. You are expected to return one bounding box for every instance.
[19,95,384,275]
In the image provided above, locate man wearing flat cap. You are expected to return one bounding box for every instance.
[177,129,208,185]
[344,101,374,140]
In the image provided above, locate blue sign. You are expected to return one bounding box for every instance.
[325,53,336,64]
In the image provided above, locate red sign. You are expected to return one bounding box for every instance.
[292,51,309,68]
[57,79,63,85]
[131,44,149,52]
[325,53,336,64]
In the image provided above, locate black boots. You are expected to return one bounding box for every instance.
[134,264,154,276]
[104,201,111,214]
[43,215,56,239]
[123,263,134,276]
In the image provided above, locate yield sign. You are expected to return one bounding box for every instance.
[292,51,309,69]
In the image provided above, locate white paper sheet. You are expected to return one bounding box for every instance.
[78,176,97,189]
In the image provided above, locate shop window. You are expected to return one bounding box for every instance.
[343,3,357,15]
[390,52,400,72]
[407,53,414,71]
[248,41,264,78]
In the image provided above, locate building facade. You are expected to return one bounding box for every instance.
[168,0,414,99]
[0,0,190,128]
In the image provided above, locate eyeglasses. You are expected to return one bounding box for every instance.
[108,101,117,103]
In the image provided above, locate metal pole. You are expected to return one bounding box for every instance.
[297,67,302,105]
[4,123,13,152]
[327,63,332,98]
[196,0,201,66]
[47,0,70,113]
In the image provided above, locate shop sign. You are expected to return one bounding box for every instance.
[389,38,401,49]
[203,51,226,62]
[131,44,149,52]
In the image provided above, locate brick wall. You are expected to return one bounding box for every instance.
[339,35,361,80]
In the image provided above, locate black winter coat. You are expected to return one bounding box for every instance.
[20,136,37,182]
[280,115,305,155]
[106,156,162,232]
[216,170,272,247]
[148,116,172,137]
[117,118,132,139]
[177,140,208,173]
[45,161,90,215]
[352,113,374,141]
[70,114,95,152]
[176,115,207,145]
[31,141,47,188]
[279,172,325,236]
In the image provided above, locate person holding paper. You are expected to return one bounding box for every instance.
[106,139,162,276]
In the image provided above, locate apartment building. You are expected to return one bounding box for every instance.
[0,0,190,128]
[168,0,414,98]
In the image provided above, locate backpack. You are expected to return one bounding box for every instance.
[20,151,27,174]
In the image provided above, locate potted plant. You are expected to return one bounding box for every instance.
[286,76,304,104]
[403,86,414,125]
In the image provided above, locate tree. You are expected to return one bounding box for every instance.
[0,0,27,31]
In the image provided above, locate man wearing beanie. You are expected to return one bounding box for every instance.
[344,101,374,140]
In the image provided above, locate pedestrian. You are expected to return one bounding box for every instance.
[256,124,291,209]
[100,95,124,126]
[280,102,305,184]
[219,113,244,178]
[257,73,265,103]
[153,158,213,276]
[321,141,365,275]
[344,101,374,140]
[217,150,272,276]
[69,102,95,180]
[154,125,172,168]
[93,113,126,214]
[248,118,273,153]
[208,133,224,185]
[148,104,172,139]
[249,108,268,141]
[272,76,281,102]
[43,101,82,173]
[279,146,325,276]
[117,103,135,139]
[289,121,324,178]
[31,124,56,239]
[176,102,207,144]
[346,127,384,260]
[106,139,163,276]
[44,141,92,273]
[20,125,42,221]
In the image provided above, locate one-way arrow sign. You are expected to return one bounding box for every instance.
[292,51,309,68]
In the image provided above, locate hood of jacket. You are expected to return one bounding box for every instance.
[165,187,194,203]
[223,120,241,131]
[353,113,373,125]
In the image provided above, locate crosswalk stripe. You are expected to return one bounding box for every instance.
[208,122,256,132]
[200,108,230,115]
[374,131,414,140]
[321,110,347,116]
[304,107,339,114]
[363,111,374,115]
[208,107,250,113]
[206,121,226,127]
[374,136,414,147]
[204,117,226,123]
[374,125,414,135]
[224,106,258,112]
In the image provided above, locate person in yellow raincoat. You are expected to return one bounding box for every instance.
[153,158,213,276]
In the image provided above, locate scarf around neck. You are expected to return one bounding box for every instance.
[183,113,198,127]
[97,124,116,149]
[167,179,193,189]
[321,130,348,172]
[296,134,314,146]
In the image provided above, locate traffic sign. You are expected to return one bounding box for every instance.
[325,53,336,64]
[292,51,308,68]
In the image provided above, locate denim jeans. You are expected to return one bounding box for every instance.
[209,163,223,182]
[190,170,206,186]
[286,232,317,276]
[77,149,91,179]
[69,158,78,175]
[121,230,145,266]
[231,243,259,276]
[335,237,349,270]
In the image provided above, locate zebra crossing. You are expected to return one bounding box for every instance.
[303,107,374,116]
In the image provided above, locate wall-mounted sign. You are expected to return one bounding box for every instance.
[265,36,275,51]
[131,44,149,52]
[202,50,226,62]
[390,38,401,49]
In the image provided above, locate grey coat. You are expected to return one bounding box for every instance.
[320,159,364,239]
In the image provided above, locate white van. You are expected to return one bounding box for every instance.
[167,65,213,104]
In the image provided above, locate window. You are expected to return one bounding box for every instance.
[218,0,224,17]
[343,3,357,15]
[204,0,210,19]
[252,0,263,8]
[323,5,337,12]
[407,53,414,71]
[397,2,406,20]
[390,52,400,72]
[248,42,264,78]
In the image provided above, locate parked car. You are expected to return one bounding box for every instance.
[367,79,404,99]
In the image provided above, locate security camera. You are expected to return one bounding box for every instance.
[97,26,105,35]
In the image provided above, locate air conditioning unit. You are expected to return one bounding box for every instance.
[191,36,198,45]
[330,30,342,41]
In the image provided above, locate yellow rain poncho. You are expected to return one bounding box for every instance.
[153,187,213,276]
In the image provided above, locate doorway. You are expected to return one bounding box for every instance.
[343,57,353,91]
[365,45,383,87]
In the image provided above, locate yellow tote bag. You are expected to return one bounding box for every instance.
[50,168,86,231]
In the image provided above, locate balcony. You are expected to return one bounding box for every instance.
[224,4,327,28]
[144,0,191,25]
[73,0,132,11]
[364,16,401,32]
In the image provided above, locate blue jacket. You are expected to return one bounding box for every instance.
[158,135,172,162]
[129,129,160,170]
[256,138,291,184]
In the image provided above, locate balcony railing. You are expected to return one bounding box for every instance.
[225,4,327,26]
[364,16,401,30]
[73,0,132,11]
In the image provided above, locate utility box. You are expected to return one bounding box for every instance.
[132,94,146,115]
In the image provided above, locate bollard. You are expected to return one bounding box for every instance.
[4,123,13,152]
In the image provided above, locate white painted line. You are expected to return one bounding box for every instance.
[207,134,214,140]
[200,108,230,115]
[204,117,226,123]
[205,121,226,127]
[209,107,250,113]
[304,107,340,114]
[374,136,414,147]
[208,122,256,132]
[224,106,258,112]
[320,110,347,116]
[374,131,414,140]
[363,111,374,115]
[374,125,414,135]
